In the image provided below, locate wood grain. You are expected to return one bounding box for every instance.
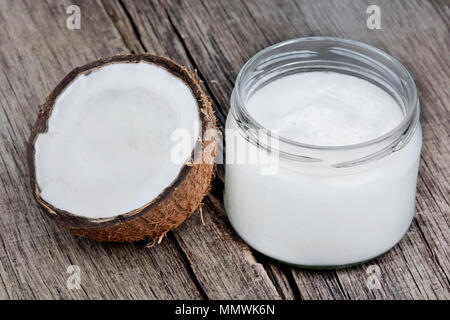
[0,0,448,299]
[152,0,450,299]
[0,0,202,299]
[101,0,281,299]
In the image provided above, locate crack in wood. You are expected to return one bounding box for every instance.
[99,0,226,300]
[162,6,228,124]
[168,232,209,300]
[414,219,450,285]
[117,0,146,52]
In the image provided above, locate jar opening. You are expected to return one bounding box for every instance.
[231,37,420,167]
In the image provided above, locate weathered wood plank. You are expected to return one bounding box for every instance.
[104,0,282,299]
[0,0,448,300]
[160,0,357,300]
[174,195,281,299]
[0,0,202,299]
[161,0,450,299]
[284,0,450,299]
[259,255,298,300]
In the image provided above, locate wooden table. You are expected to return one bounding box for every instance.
[0,0,448,300]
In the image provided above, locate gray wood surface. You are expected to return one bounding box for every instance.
[0,0,448,299]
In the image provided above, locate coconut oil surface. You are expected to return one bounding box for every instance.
[246,72,404,146]
[225,71,422,267]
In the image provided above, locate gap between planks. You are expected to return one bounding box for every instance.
[99,0,289,299]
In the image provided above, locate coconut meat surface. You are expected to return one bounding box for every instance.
[35,62,200,218]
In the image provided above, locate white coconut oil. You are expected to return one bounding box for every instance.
[224,38,422,267]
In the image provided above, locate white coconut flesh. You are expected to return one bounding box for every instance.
[34,62,200,219]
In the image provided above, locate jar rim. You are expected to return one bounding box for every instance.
[232,36,420,159]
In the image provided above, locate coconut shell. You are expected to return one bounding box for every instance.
[27,54,216,242]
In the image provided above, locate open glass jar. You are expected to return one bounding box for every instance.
[224,37,422,268]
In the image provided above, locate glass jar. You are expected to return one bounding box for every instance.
[224,37,422,268]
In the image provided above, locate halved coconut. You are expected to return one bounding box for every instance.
[28,54,216,242]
